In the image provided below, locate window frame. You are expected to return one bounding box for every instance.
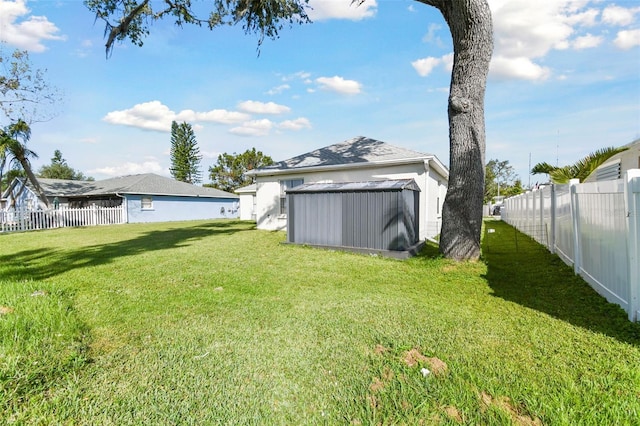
[279,178,303,216]
[141,196,153,210]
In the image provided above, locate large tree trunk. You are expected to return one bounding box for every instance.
[418,0,493,260]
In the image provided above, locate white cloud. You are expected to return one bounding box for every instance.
[422,23,443,44]
[614,29,640,49]
[485,0,622,81]
[411,53,452,77]
[266,84,291,95]
[237,100,291,115]
[279,117,312,131]
[201,150,221,159]
[490,56,551,81]
[602,5,640,26]
[0,0,65,52]
[89,161,164,177]
[411,57,442,77]
[441,53,454,71]
[315,76,362,95]
[306,0,377,21]
[182,109,250,124]
[573,33,603,49]
[281,71,311,82]
[103,101,249,131]
[229,119,274,137]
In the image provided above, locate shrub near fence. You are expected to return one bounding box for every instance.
[1,205,125,233]
[502,169,640,322]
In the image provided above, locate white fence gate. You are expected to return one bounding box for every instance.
[1,205,125,233]
[502,170,640,322]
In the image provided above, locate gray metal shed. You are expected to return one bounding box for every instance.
[286,179,421,255]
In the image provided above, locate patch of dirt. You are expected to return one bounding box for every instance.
[403,348,428,367]
[370,377,385,393]
[426,357,448,376]
[382,367,394,381]
[374,344,388,355]
[0,306,14,315]
[480,392,542,426]
[367,395,379,409]
[403,349,448,376]
[444,406,464,423]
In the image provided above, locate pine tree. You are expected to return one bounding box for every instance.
[169,121,202,184]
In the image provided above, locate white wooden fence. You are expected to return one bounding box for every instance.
[1,205,125,233]
[502,169,640,321]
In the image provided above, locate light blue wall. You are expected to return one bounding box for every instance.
[125,195,239,223]
[5,181,42,209]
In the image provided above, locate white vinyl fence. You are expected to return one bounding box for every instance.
[1,205,125,233]
[502,169,640,322]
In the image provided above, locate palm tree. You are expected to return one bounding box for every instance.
[531,146,629,184]
[0,120,50,208]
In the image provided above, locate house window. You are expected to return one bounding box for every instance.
[141,196,153,210]
[279,179,303,215]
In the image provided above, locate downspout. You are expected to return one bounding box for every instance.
[115,192,128,223]
[423,159,439,244]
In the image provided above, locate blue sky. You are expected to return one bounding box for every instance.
[1,0,639,186]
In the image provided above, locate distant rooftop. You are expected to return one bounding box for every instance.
[20,174,238,199]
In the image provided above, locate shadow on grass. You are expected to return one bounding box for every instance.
[482,219,640,346]
[0,220,255,281]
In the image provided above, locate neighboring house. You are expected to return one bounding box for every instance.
[248,136,449,240]
[1,173,239,223]
[584,139,640,182]
[235,184,257,221]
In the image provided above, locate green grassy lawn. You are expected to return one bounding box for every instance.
[1,219,639,425]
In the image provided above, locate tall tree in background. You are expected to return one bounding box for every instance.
[169,121,202,184]
[0,44,62,124]
[87,0,493,261]
[38,150,94,181]
[0,120,49,207]
[484,159,519,203]
[1,44,62,197]
[208,148,274,193]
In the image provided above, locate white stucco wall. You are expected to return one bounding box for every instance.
[238,193,256,221]
[255,161,447,240]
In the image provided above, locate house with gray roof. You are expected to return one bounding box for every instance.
[2,173,239,223]
[247,136,448,242]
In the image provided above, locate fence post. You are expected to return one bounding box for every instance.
[624,169,640,322]
[569,179,581,275]
[92,204,98,226]
[539,188,545,247]
[121,200,128,223]
[549,184,556,254]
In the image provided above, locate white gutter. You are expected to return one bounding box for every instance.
[248,156,448,178]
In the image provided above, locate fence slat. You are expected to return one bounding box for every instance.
[0,204,125,234]
[503,170,639,322]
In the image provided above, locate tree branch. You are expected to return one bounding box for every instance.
[105,0,151,57]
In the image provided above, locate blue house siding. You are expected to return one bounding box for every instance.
[125,195,239,223]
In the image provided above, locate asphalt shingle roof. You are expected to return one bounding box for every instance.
[262,136,433,171]
[31,174,238,199]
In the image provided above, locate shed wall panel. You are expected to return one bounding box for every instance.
[287,182,420,252]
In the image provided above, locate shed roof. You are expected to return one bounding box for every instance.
[14,174,238,199]
[286,179,420,193]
